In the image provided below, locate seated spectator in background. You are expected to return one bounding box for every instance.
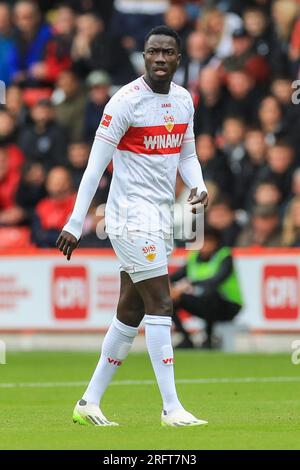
[71,12,135,85]
[170,226,243,349]
[0,107,19,146]
[0,107,24,171]
[110,0,168,51]
[224,68,264,124]
[173,30,220,96]
[33,4,75,84]
[270,76,300,153]
[163,3,193,55]
[66,138,112,204]
[0,2,15,85]
[221,26,270,83]
[271,0,299,76]
[18,98,67,170]
[281,196,300,246]
[10,0,52,86]
[196,133,233,197]
[16,162,46,222]
[236,204,282,247]
[255,140,295,203]
[232,0,272,17]
[32,166,75,247]
[271,75,295,112]
[257,95,293,147]
[0,2,11,39]
[242,5,275,63]
[252,179,283,209]
[53,69,86,142]
[0,145,25,227]
[219,115,247,179]
[235,126,267,209]
[194,66,227,136]
[5,85,29,127]
[84,70,111,144]
[67,140,89,190]
[206,197,241,246]
[198,6,243,59]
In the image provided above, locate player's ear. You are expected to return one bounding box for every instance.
[142,52,145,60]
[177,53,182,67]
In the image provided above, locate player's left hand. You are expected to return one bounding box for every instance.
[56,230,80,261]
[187,189,208,213]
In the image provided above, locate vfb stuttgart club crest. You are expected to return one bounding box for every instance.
[164,114,175,132]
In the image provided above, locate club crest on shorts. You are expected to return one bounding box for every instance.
[164,114,175,133]
[142,244,157,262]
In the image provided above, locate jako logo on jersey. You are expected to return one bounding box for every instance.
[142,244,157,262]
[101,114,112,127]
[161,103,171,108]
[108,358,122,366]
[163,358,174,364]
[144,133,184,150]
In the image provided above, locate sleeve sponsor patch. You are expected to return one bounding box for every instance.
[101,114,112,128]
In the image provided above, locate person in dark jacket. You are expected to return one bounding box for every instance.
[71,12,136,85]
[15,161,46,223]
[170,226,243,349]
[196,133,233,198]
[32,166,75,247]
[18,98,68,170]
[83,70,111,144]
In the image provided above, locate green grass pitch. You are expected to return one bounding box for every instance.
[0,351,300,450]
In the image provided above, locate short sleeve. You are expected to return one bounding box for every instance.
[95,94,132,147]
[182,94,195,144]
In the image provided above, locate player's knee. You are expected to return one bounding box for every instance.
[117,304,144,327]
[152,295,173,316]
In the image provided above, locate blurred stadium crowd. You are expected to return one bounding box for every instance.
[1,0,300,248]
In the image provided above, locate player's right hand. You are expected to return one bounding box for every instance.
[188,189,208,213]
[56,230,79,261]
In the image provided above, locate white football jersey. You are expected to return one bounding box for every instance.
[96,76,195,235]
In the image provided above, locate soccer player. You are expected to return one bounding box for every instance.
[56,25,208,427]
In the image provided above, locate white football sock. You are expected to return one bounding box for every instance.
[144,315,183,414]
[82,316,138,405]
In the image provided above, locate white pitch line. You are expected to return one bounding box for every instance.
[1,376,300,389]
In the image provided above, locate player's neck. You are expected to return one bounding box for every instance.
[143,75,171,94]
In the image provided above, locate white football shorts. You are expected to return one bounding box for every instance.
[109,231,173,283]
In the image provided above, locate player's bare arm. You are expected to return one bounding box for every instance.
[55,139,115,261]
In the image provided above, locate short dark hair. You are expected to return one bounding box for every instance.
[243,5,267,16]
[211,195,235,211]
[223,114,246,126]
[254,178,281,192]
[272,137,294,150]
[144,25,181,51]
